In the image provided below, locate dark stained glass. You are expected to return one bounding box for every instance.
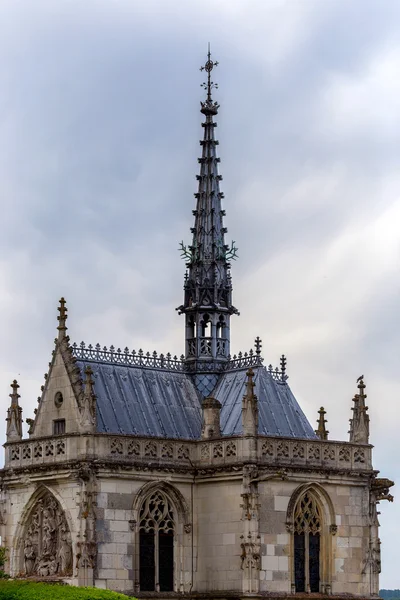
[159,532,174,591]
[139,492,175,591]
[294,532,305,592]
[139,531,155,591]
[309,533,320,592]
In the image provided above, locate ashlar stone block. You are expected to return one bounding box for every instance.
[274,496,290,512]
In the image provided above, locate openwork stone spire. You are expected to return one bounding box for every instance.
[6,379,23,441]
[177,48,238,389]
[349,376,370,444]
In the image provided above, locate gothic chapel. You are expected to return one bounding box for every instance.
[1,52,394,598]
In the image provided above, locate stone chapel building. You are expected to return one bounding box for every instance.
[0,52,394,598]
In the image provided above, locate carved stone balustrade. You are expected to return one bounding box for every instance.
[258,436,372,471]
[4,433,372,473]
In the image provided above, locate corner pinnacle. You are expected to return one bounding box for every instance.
[315,406,329,440]
[245,368,256,399]
[84,365,94,389]
[7,379,23,441]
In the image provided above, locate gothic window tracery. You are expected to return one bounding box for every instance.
[293,492,321,593]
[139,491,175,592]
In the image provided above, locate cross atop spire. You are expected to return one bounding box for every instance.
[200,44,219,113]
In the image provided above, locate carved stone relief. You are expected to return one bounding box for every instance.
[240,532,261,593]
[261,440,274,457]
[76,469,97,573]
[23,492,72,577]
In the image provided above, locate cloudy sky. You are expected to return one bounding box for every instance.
[0,0,399,587]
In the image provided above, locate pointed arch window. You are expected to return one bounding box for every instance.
[139,491,175,592]
[216,315,225,339]
[200,313,210,337]
[293,492,321,593]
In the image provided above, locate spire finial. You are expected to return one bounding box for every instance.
[84,365,94,388]
[254,337,262,356]
[245,368,256,398]
[280,354,287,380]
[315,406,329,440]
[10,379,20,404]
[357,375,366,399]
[57,297,68,339]
[349,375,370,444]
[6,379,23,442]
[80,365,96,433]
[242,368,258,440]
[200,45,219,115]
[200,43,218,101]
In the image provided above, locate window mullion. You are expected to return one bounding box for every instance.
[305,531,310,593]
[155,526,160,592]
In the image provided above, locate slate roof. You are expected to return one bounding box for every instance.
[216,366,316,439]
[77,361,202,439]
[76,360,316,440]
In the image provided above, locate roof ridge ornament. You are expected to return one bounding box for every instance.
[280,355,287,377]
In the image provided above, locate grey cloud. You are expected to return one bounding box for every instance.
[0,0,399,586]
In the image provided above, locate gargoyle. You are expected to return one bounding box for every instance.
[371,477,394,502]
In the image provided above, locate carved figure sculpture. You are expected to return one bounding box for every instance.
[59,530,72,574]
[22,492,72,577]
[24,538,36,575]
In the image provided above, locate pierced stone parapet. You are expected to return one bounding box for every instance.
[108,437,194,463]
[259,437,372,470]
[4,433,371,472]
[198,439,239,462]
[6,435,74,467]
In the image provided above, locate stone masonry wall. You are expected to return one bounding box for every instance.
[195,478,242,592]
[95,475,194,593]
[258,476,371,596]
